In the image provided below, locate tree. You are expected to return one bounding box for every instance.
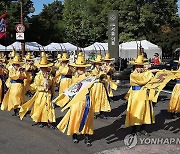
[26,0,65,45]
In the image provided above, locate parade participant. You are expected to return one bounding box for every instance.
[19,56,56,129]
[55,52,72,95]
[54,53,62,69]
[125,55,155,136]
[6,49,16,70]
[168,58,180,118]
[153,53,161,65]
[54,53,110,146]
[91,54,111,119]
[102,53,117,97]
[1,54,27,116]
[23,52,36,93]
[91,54,104,77]
[0,55,8,104]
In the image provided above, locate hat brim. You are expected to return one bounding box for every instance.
[35,63,53,68]
[130,61,149,65]
[60,58,72,61]
[104,58,115,61]
[70,63,91,67]
[23,58,34,61]
[90,60,103,63]
[11,61,25,65]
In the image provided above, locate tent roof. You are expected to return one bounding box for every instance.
[6,42,43,51]
[120,40,160,50]
[44,42,77,51]
[84,42,108,51]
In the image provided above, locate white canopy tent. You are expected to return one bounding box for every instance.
[84,40,162,59]
[119,40,162,59]
[0,44,6,51]
[44,42,78,52]
[6,41,43,51]
[84,42,108,58]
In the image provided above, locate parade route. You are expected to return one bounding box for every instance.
[0,82,179,154]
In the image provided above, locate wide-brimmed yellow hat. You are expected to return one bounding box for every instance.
[10,54,24,65]
[35,56,53,68]
[70,53,91,67]
[57,53,61,60]
[9,49,16,58]
[90,54,103,63]
[60,53,70,61]
[40,52,52,60]
[24,52,34,61]
[103,53,115,61]
[130,55,149,65]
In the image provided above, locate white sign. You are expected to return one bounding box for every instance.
[16,33,24,40]
[16,24,25,33]
[64,76,96,98]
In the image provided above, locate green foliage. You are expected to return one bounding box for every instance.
[26,0,65,45]
[0,0,180,57]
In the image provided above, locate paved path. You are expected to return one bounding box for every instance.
[0,82,179,154]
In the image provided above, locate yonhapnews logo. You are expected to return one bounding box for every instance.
[124,134,180,149]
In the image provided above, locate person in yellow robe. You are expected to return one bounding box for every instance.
[6,50,17,88]
[102,53,117,97]
[54,53,110,146]
[55,53,72,95]
[91,54,111,119]
[54,53,62,69]
[1,54,27,116]
[168,59,180,117]
[0,56,8,104]
[125,55,155,136]
[23,52,36,94]
[19,56,56,129]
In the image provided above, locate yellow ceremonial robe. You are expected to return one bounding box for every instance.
[91,67,111,112]
[19,71,56,123]
[103,65,117,97]
[56,65,72,95]
[125,70,154,127]
[23,63,35,92]
[168,71,180,113]
[1,69,26,111]
[56,74,92,135]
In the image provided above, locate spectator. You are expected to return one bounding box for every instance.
[153,53,161,65]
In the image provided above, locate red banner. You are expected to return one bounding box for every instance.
[0,13,7,39]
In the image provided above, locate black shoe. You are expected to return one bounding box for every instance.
[84,134,92,147]
[140,130,150,136]
[12,113,17,116]
[171,113,177,119]
[99,114,107,119]
[72,134,78,143]
[32,122,39,126]
[12,109,19,116]
[140,125,150,136]
[39,123,44,128]
[47,123,55,129]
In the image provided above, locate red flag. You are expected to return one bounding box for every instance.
[0,13,7,39]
